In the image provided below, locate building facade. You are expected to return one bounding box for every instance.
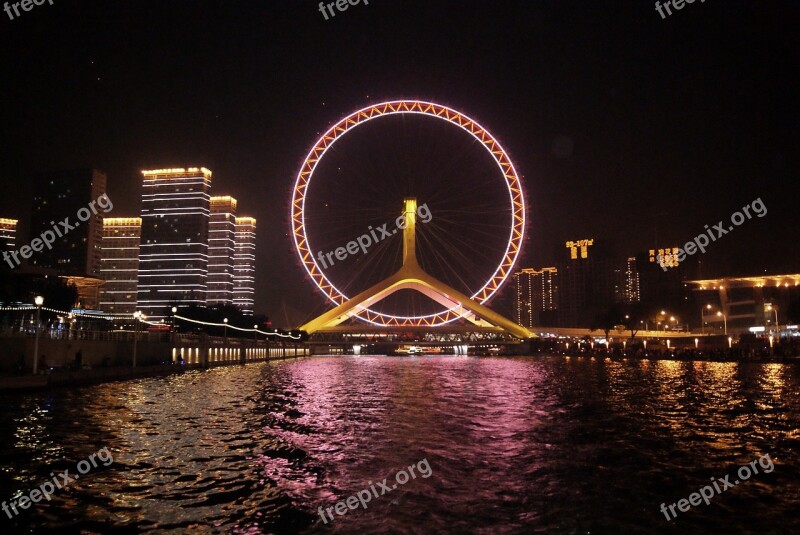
[233,217,256,315]
[99,218,142,315]
[557,239,616,328]
[207,196,238,306]
[514,267,559,328]
[137,168,212,319]
[614,257,641,304]
[29,169,107,276]
[0,218,17,253]
[687,274,800,335]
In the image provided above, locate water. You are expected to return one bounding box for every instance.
[0,356,798,534]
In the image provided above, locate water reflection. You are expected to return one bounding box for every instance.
[0,356,797,533]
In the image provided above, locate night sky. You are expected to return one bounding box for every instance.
[0,0,797,325]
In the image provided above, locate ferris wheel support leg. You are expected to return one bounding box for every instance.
[299,271,407,334]
[299,197,534,340]
[299,265,534,339]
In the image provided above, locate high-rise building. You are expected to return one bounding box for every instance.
[207,196,238,306]
[0,218,17,253]
[636,248,694,316]
[233,217,256,315]
[137,168,212,319]
[30,169,107,276]
[557,239,615,327]
[99,218,142,315]
[514,267,558,328]
[614,257,641,304]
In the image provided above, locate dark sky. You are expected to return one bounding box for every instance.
[0,0,797,325]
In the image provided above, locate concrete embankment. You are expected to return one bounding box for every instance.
[0,355,303,392]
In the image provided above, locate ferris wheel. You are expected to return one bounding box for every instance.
[291,100,526,328]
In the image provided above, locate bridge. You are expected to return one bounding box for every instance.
[297,200,706,350]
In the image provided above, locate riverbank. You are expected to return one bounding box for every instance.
[0,355,304,392]
[544,350,800,363]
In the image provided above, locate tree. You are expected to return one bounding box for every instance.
[787,297,800,325]
[591,304,624,341]
[621,302,653,341]
[0,269,77,319]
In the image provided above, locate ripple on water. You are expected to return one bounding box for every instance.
[0,357,797,533]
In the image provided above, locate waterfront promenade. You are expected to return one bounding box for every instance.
[0,329,309,391]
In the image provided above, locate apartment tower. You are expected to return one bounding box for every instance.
[207,196,238,306]
[233,217,256,315]
[137,168,212,319]
[99,218,142,315]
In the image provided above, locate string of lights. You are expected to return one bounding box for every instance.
[1,304,152,322]
[1,304,301,339]
[173,314,302,339]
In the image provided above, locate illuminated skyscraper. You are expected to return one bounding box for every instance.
[233,217,256,315]
[0,218,17,253]
[99,218,142,315]
[614,257,641,304]
[207,196,238,306]
[29,169,107,276]
[137,168,212,319]
[514,267,558,328]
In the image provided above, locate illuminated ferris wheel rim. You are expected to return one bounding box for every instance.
[291,99,526,326]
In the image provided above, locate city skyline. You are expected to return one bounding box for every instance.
[0,166,258,319]
[0,1,795,327]
[0,158,791,324]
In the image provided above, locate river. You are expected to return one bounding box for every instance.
[1,356,798,533]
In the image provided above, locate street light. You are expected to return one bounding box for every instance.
[253,324,258,342]
[701,304,712,335]
[67,312,75,339]
[223,318,228,341]
[765,304,779,337]
[32,295,44,375]
[132,310,143,367]
[717,311,727,335]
